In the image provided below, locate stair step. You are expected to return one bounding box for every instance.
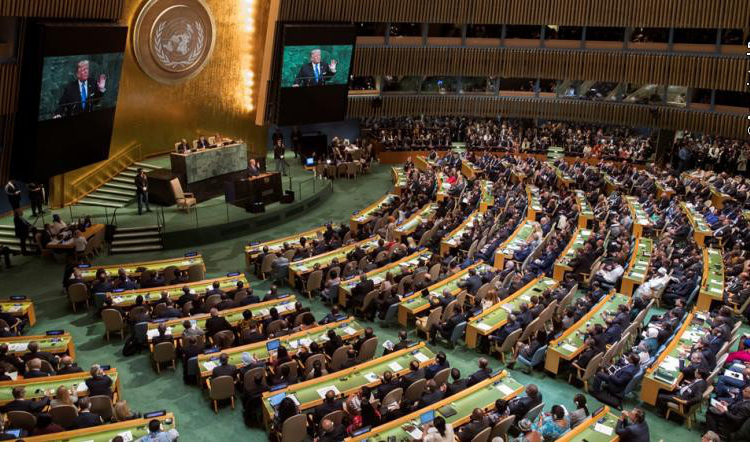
[104,181,136,191]
[133,162,161,170]
[110,244,164,254]
[0,238,35,248]
[112,237,162,246]
[121,168,139,175]
[115,226,161,232]
[86,192,131,203]
[77,199,125,208]
[114,230,161,238]
[96,187,134,197]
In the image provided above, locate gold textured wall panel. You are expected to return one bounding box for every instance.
[279,0,750,28]
[347,96,747,139]
[352,47,747,92]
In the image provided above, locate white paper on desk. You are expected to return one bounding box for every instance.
[319,334,330,342]
[382,340,394,350]
[117,431,133,442]
[76,382,89,394]
[299,338,312,347]
[501,304,513,314]
[257,309,270,317]
[364,372,379,383]
[594,423,613,436]
[316,385,340,399]
[189,289,196,295]
[371,276,383,285]
[495,383,514,396]
[662,355,680,371]
[288,340,299,350]
[112,296,125,305]
[203,361,217,371]
[476,323,492,331]
[5,305,21,313]
[544,279,556,285]
[287,394,300,406]
[412,352,429,363]
[388,362,403,372]
[407,427,423,441]
[343,326,357,336]
[562,343,578,353]
[7,343,28,352]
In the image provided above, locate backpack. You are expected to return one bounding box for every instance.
[122,336,143,356]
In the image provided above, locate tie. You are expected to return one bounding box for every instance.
[81,82,87,109]
[314,64,320,83]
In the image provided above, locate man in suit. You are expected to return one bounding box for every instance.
[56,356,83,375]
[211,353,238,380]
[55,60,106,118]
[507,384,542,423]
[384,330,413,355]
[467,357,492,387]
[134,168,151,215]
[459,268,482,295]
[353,327,375,353]
[314,390,343,423]
[318,306,341,325]
[24,358,52,378]
[176,138,191,153]
[375,371,400,401]
[706,385,750,438]
[177,286,197,308]
[85,364,113,397]
[71,398,104,429]
[196,135,210,149]
[615,408,650,442]
[1,387,49,414]
[292,49,337,87]
[446,368,468,395]
[424,351,449,380]
[592,353,639,406]
[656,368,708,413]
[206,281,224,298]
[23,341,58,368]
[457,408,490,441]
[316,418,346,442]
[430,304,467,344]
[247,159,261,177]
[4,180,21,211]
[13,210,31,256]
[400,360,425,389]
[350,274,374,311]
[205,308,233,337]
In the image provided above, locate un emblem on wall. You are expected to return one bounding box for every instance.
[133,0,216,84]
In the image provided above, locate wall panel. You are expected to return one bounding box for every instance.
[0,0,123,19]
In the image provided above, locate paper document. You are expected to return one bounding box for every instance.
[316,385,340,399]
[7,343,28,352]
[406,427,423,441]
[495,383,514,396]
[594,423,613,436]
[388,362,404,372]
[203,361,217,371]
[561,343,578,353]
[117,431,133,442]
[363,372,379,383]
[287,394,300,406]
[412,352,429,363]
[476,323,492,331]
[76,382,89,394]
[343,326,357,335]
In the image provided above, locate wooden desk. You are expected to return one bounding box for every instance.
[574,190,594,229]
[553,228,592,281]
[697,248,723,311]
[393,203,438,241]
[392,167,407,195]
[526,185,543,221]
[440,211,483,256]
[414,156,433,171]
[625,196,652,238]
[460,160,482,179]
[47,224,105,250]
[681,202,712,247]
[544,293,630,374]
[397,263,488,327]
[493,220,539,269]
[350,194,399,232]
[23,412,175,442]
[556,405,620,442]
[346,371,522,441]
[0,369,119,406]
[77,254,205,282]
[0,297,36,326]
[603,174,621,195]
[261,343,436,429]
[337,250,431,307]
[106,274,247,309]
[465,277,557,349]
[228,172,283,209]
[288,237,379,286]
[479,180,494,212]
[709,185,732,210]
[621,237,652,296]
[244,226,325,267]
[0,333,75,360]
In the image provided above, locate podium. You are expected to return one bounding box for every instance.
[225,172,283,211]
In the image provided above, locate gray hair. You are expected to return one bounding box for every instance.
[310,49,321,56]
[77,60,89,70]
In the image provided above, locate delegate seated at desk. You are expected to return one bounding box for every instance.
[176,138,191,153]
[248,159,262,178]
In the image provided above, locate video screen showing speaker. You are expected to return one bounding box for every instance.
[13,23,128,181]
[276,24,355,126]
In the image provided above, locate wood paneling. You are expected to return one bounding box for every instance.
[352,47,747,92]
[0,0,123,19]
[347,95,746,139]
[0,64,19,116]
[279,0,750,29]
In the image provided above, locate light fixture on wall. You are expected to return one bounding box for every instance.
[240,0,257,112]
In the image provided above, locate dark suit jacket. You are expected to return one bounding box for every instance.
[400,368,425,389]
[24,369,51,378]
[293,62,335,87]
[85,375,113,397]
[211,363,238,380]
[314,399,343,422]
[71,411,104,429]
[1,398,49,414]
[507,394,542,421]
[375,380,400,400]
[447,379,469,395]
[56,78,103,117]
[206,316,233,336]
[467,368,491,387]
[615,419,650,442]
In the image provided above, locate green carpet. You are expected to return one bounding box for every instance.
[0,161,709,441]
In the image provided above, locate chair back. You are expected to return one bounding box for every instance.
[152,302,168,317]
[282,249,296,261]
[404,378,426,403]
[524,402,545,422]
[212,330,235,347]
[89,395,115,421]
[380,387,403,412]
[205,295,222,310]
[467,240,479,260]
[243,367,267,391]
[50,404,78,428]
[304,354,327,378]
[260,254,277,275]
[497,328,523,354]
[162,266,179,283]
[68,283,88,304]
[490,414,515,441]
[582,353,603,384]
[383,302,400,324]
[471,427,491,442]
[234,290,248,305]
[277,360,299,383]
[525,345,548,368]
[187,264,205,281]
[432,367,451,386]
[7,410,36,431]
[209,375,236,400]
[170,178,185,201]
[281,413,307,441]
[266,319,287,335]
[102,308,124,332]
[359,290,379,314]
[322,409,345,427]
[422,306,443,332]
[397,275,413,296]
[440,300,457,322]
[306,270,324,293]
[374,251,389,264]
[519,317,540,342]
[294,312,314,327]
[154,341,177,363]
[329,345,352,371]
[412,271,428,287]
[449,321,468,344]
[357,337,378,363]
[428,263,441,281]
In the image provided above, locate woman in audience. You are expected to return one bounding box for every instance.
[532,404,570,441]
[421,416,455,442]
[569,394,590,428]
[272,397,300,437]
[31,413,64,435]
[114,400,140,421]
[270,345,292,370]
[50,385,77,408]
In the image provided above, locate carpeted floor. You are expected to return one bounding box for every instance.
[0,160,712,441]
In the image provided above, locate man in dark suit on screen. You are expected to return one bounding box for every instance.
[292,49,337,87]
[55,60,106,118]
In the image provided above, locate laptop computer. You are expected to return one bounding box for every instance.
[266,340,281,352]
[420,410,435,425]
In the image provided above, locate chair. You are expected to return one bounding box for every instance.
[471,427,491,442]
[281,413,307,441]
[293,312,314,327]
[89,395,115,422]
[440,300,457,322]
[329,345,352,371]
[50,404,78,428]
[383,302,400,326]
[491,328,522,364]
[404,378,426,404]
[277,361,299,383]
[356,337,378,363]
[322,410,345,427]
[666,385,713,429]
[346,162,358,179]
[25,359,55,374]
[187,264,205,282]
[448,321,467,348]
[379,387,403,414]
[336,163,348,178]
[524,402,545,422]
[516,345,548,373]
[162,265,179,283]
[303,354,327,378]
[518,317,541,343]
[259,254,277,280]
[205,295,222,310]
[570,353,603,392]
[101,308,126,341]
[428,263,441,281]
[170,178,196,212]
[265,320,287,336]
[67,283,89,312]
[433,367,451,386]
[234,290,248,305]
[396,275,413,296]
[207,375,236,413]
[243,366,267,392]
[7,410,36,431]
[415,307,442,338]
[304,270,323,298]
[490,415,515,441]
[357,290,379,317]
[153,341,177,373]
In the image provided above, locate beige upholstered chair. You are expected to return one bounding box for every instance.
[170,178,196,212]
[102,308,126,341]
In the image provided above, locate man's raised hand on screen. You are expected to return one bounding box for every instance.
[329,59,337,72]
[98,74,107,92]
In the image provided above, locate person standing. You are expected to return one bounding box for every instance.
[13,210,31,256]
[28,182,44,217]
[134,168,151,215]
[4,180,21,211]
[291,127,302,159]
[273,139,287,175]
